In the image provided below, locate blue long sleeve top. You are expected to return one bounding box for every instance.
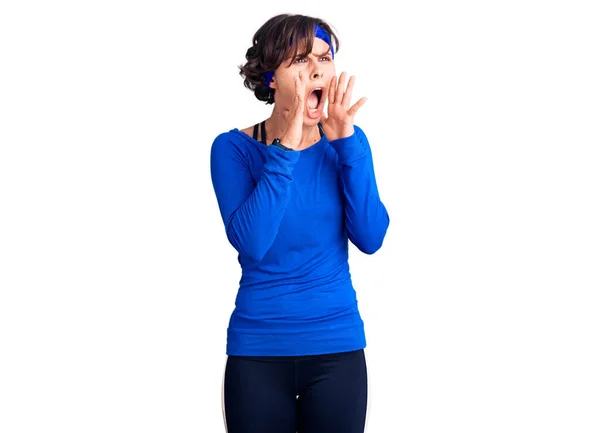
[210,124,389,356]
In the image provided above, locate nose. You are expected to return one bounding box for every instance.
[311,65,323,80]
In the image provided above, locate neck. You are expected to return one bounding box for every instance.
[265,106,321,150]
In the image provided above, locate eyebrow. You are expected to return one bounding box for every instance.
[312,49,332,57]
[292,49,332,60]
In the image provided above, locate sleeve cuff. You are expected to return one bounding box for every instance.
[263,143,301,177]
[328,128,368,163]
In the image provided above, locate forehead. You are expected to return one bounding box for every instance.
[285,36,331,58]
[311,37,331,54]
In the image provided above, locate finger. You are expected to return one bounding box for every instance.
[348,97,368,116]
[289,75,302,114]
[296,72,306,106]
[341,75,356,109]
[328,76,337,104]
[285,77,298,119]
[285,96,299,124]
[295,93,303,120]
[320,111,328,124]
[293,73,300,97]
[297,70,308,96]
[335,72,347,105]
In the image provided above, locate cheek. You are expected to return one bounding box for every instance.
[324,63,336,78]
[282,80,297,96]
[274,79,297,105]
[274,74,294,94]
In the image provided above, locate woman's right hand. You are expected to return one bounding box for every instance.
[279,71,306,150]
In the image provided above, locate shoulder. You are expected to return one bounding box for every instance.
[353,124,368,141]
[239,125,255,137]
[210,128,265,169]
[211,129,248,154]
[210,130,244,166]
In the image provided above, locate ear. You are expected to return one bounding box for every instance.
[269,76,276,90]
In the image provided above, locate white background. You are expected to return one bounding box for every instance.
[1,0,599,432]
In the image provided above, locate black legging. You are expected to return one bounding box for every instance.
[223,349,368,433]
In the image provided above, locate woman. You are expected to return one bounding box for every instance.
[210,13,390,433]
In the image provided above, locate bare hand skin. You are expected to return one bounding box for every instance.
[279,71,307,150]
[320,72,367,141]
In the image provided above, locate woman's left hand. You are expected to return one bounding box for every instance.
[320,72,368,141]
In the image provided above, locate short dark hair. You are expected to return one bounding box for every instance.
[238,14,339,105]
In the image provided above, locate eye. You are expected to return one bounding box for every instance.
[294,57,308,63]
[320,56,332,61]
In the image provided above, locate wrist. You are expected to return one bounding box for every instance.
[271,138,295,151]
[329,127,368,162]
[326,125,355,142]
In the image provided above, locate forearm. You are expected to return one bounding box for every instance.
[329,128,390,254]
[226,158,295,260]
[211,141,300,261]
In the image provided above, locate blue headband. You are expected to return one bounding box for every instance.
[262,25,334,91]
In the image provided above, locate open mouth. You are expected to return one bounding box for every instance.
[308,88,323,110]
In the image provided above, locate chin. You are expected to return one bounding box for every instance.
[303,115,321,126]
